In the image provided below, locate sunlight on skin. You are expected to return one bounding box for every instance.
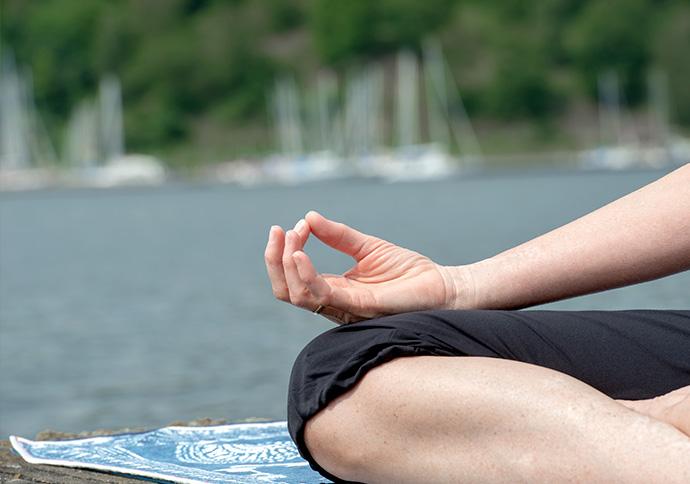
[617,385,690,437]
[305,358,690,484]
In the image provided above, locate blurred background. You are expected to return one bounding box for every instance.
[2,0,690,183]
[1,0,689,440]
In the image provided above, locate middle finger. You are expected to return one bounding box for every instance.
[283,229,315,308]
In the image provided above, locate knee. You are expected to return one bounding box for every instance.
[303,362,405,482]
[303,388,373,482]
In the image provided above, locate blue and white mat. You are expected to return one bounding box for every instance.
[10,421,331,484]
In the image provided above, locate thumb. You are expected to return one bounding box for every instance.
[305,211,382,261]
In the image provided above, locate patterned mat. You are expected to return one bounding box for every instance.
[10,421,331,484]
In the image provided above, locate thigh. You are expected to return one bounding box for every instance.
[305,356,690,484]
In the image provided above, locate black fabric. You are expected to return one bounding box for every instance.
[287,309,690,482]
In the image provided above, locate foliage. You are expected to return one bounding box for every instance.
[1,0,688,163]
[308,0,455,64]
[654,5,690,124]
[564,0,653,105]
[485,51,561,120]
[307,1,377,65]
[2,0,101,119]
[262,0,306,32]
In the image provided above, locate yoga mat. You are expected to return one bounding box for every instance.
[10,421,331,484]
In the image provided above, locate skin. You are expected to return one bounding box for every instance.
[305,357,690,484]
[265,163,690,483]
[617,385,690,437]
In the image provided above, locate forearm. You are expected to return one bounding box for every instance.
[456,164,690,310]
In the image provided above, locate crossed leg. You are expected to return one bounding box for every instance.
[305,356,690,484]
[617,385,690,437]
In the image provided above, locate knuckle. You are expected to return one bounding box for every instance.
[291,291,313,308]
[315,294,331,307]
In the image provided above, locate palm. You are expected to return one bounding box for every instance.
[320,240,451,323]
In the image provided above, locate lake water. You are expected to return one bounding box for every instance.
[1,167,688,439]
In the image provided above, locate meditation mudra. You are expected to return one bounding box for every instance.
[265,164,690,484]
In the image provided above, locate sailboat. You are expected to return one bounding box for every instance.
[579,69,688,170]
[0,50,59,190]
[63,75,165,187]
[376,43,481,183]
[257,40,483,185]
[261,74,346,185]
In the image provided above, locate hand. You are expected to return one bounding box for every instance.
[265,211,468,324]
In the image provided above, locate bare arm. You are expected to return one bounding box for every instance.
[266,164,690,323]
[460,163,690,309]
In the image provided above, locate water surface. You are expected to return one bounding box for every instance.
[1,168,688,439]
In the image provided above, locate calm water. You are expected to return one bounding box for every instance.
[1,168,688,439]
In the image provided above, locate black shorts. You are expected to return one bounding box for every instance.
[288,309,690,482]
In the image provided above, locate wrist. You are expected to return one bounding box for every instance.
[452,257,529,311]
[440,264,480,310]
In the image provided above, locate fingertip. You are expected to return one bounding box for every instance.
[284,229,295,247]
[293,218,306,232]
[292,250,312,266]
[306,212,333,237]
[268,225,282,240]
[266,227,283,259]
[305,211,323,223]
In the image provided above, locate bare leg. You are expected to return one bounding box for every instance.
[618,385,690,437]
[305,357,690,484]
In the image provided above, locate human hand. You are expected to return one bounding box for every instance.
[265,211,468,324]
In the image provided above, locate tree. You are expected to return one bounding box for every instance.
[3,0,102,118]
[655,5,690,125]
[308,0,456,65]
[565,0,653,105]
[485,40,560,119]
[308,0,377,64]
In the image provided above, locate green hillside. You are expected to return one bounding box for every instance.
[2,0,689,169]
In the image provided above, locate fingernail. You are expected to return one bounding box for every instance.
[294,219,306,232]
[292,253,301,267]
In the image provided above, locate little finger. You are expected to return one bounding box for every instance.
[265,225,290,301]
